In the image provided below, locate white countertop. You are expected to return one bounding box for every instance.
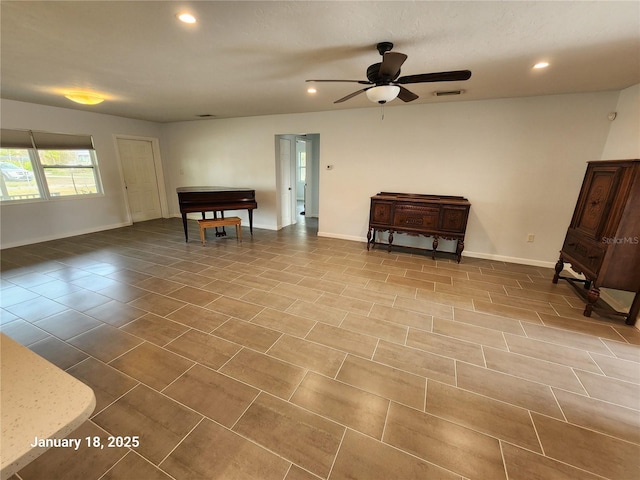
[0,334,96,479]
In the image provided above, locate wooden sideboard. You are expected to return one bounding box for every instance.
[553,160,640,325]
[367,192,471,262]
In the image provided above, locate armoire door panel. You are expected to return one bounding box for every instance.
[573,166,621,239]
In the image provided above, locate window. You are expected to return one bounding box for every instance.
[0,151,40,200]
[298,152,306,182]
[0,129,102,202]
[39,150,100,196]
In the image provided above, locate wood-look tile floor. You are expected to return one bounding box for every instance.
[2,218,639,480]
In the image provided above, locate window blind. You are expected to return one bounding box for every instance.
[0,129,94,150]
[31,131,94,150]
[0,129,33,149]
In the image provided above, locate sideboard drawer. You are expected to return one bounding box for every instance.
[440,206,469,233]
[394,204,439,229]
[371,200,394,225]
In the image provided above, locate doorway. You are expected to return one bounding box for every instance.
[115,136,167,223]
[275,133,319,231]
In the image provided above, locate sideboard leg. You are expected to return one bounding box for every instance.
[456,239,464,263]
[366,229,372,251]
[584,286,600,317]
[552,255,564,284]
[388,231,394,253]
[432,236,438,260]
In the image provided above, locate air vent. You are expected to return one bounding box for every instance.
[433,90,465,97]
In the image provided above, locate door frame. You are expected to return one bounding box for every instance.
[113,134,168,223]
[275,135,296,229]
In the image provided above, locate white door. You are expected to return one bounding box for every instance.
[117,138,162,222]
[278,137,293,227]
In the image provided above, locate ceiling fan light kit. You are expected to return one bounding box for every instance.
[366,85,400,104]
[306,42,471,106]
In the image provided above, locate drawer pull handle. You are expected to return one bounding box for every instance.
[568,243,576,247]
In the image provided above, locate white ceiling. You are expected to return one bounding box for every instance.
[1,1,638,123]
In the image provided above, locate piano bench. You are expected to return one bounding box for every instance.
[198,217,242,245]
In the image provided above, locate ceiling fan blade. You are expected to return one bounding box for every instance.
[306,79,372,84]
[334,88,369,104]
[379,52,407,79]
[397,86,419,102]
[397,70,472,84]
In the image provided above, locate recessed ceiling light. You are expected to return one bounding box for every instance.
[533,62,550,69]
[177,13,196,24]
[64,91,105,105]
[307,87,317,94]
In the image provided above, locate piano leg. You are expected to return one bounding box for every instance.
[182,214,189,242]
[214,211,227,237]
[248,209,254,234]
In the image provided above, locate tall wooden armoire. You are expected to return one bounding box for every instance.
[553,160,640,325]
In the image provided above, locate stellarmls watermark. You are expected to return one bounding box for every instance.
[602,236,639,245]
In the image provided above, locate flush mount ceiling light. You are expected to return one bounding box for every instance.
[307,87,317,94]
[365,85,400,104]
[64,91,105,105]
[533,61,550,69]
[177,12,196,23]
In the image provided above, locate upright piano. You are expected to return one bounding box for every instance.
[176,186,258,242]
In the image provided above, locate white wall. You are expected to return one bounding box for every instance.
[0,99,162,248]
[601,84,640,160]
[160,117,281,230]
[598,84,640,316]
[161,91,620,266]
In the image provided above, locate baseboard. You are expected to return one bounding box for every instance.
[0,221,132,250]
[317,232,557,269]
[317,231,364,242]
[462,251,557,269]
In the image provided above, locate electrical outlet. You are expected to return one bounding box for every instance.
[527,234,535,243]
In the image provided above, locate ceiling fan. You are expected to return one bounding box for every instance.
[306,42,471,104]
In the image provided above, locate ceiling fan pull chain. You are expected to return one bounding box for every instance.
[381,103,385,120]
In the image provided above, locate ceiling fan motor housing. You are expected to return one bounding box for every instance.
[376,41,394,55]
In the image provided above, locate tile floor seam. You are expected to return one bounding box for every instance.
[548,386,570,423]
[585,350,609,376]
[529,413,640,479]
[527,409,546,457]
[325,426,348,480]
[160,361,199,394]
[88,379,141,420]
[498,440,510,480]
[227,389,262,432]
[229,396,345,476]
[156,416,206,468]
[421,388,551,449]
